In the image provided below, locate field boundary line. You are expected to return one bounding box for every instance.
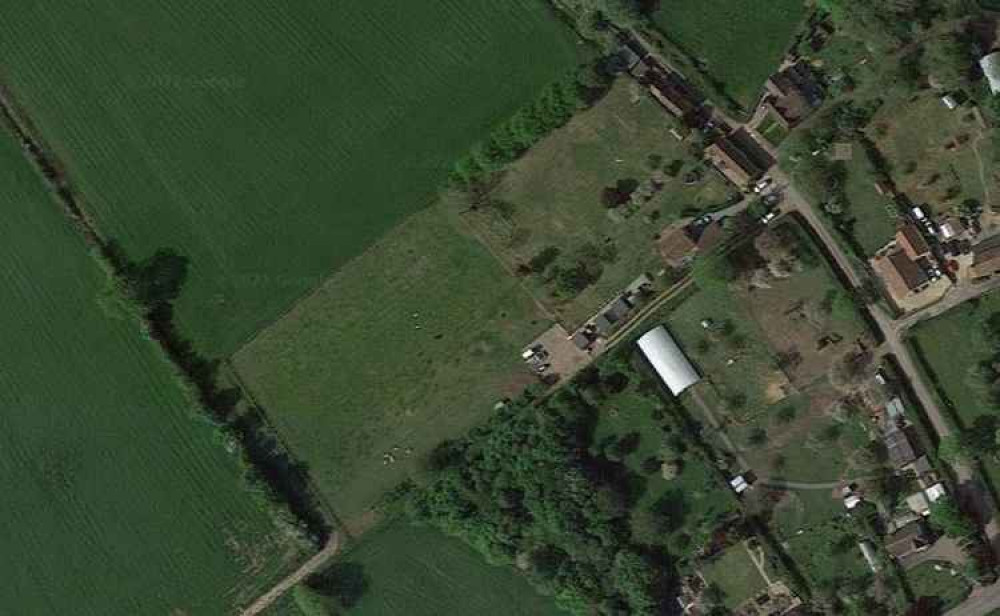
[227,198,444,359]
[222,360,352,537]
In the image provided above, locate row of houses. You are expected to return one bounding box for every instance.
[704,127,776,190]
[570,273,655,352]
[619,34,783,193]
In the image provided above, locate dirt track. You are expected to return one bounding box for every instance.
[239,533,341,616]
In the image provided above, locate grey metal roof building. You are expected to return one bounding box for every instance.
[636,326,700,396]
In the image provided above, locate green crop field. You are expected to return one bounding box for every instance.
[233,206,550,522]
[653,0,807,109]
[0,133,300,612]
[332,520,564,616]
[0,0,583,357]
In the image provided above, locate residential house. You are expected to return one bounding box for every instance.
[643,67,705,122]
[885,521,933,561]
[872,249,929,301]
[885,424,918,468]
[897,224,931,260]
[762,61,825,128]
[705,127,775,191]
[657,219,725,268]
[906,482,947,516]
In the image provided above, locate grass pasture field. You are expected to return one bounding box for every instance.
[234,206,550,522]
[652,0,807,110]
[0,131,300,612]
[0,0,583,356]
[328,521,564,616]
[909,291,1000,486]
[464,77,736,327]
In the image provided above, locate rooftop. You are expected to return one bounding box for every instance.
[897,224,931,260]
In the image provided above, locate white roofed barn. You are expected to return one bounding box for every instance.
[636,326,700,396]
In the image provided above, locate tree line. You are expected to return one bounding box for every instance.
[105,242,330,547]
[450,62,615,187]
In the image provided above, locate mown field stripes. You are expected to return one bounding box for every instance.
[0,125,300,614]
[0,0,583,356]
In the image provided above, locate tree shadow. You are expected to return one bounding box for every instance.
[306,561,371,609]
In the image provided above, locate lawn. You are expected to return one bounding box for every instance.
[871,93,990,215]
[841,144,900,256]
[326,520,565,616]
[652,0,808,109]
[906,561,971,613]
[0,0,583,357]
[0,125,300,612]
[909,291,1000,485]
[784,520,872,590]
[233,206,550,523]
[701,544,770,609]
[464,77,736,328]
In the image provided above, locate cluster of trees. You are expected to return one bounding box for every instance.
[406,388,678,615]
[451,64,614,187]
[104,242,328,546]
[555,241,619,296]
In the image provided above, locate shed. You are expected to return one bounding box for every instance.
[858,541,881,572]
[605,297,632,323]
[885,397,906,420]
[981,52,1000,94]
[636,326,701,396]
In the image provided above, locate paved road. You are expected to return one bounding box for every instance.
[947,581,1000,616]
[239,533,341,616]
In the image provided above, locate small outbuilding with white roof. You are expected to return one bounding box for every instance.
[636,325,701,396]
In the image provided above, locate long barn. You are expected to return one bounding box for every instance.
[636,325,700,396]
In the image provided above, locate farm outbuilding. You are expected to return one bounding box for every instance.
[981,52,1000,94]
[636,326,700,396]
